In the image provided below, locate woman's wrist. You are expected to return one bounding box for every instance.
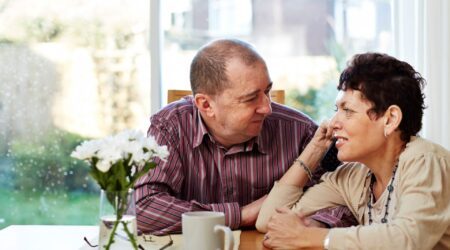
[298,143,327,171]
[301,227,330,249]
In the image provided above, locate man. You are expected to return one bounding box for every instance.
[134,39,353,235]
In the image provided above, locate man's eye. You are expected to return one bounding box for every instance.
[247,97,257,102]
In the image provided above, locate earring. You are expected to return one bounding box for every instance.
[384,129,388,138]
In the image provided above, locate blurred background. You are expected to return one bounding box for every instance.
[0,0,448,228]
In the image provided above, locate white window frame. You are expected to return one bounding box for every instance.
[150,0,450,149]
[392,0,450,149]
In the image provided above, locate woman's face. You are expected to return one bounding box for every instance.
[331,89,386,163]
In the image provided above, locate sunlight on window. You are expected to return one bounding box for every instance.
[0,0,150,229]
[161,0,392,121]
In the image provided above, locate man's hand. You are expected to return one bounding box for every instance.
[240,195,267,227]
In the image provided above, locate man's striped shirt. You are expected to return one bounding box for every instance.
[135,96,347,235]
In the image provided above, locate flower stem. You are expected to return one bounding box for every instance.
[122,220,138,249]
[104,218,119,250]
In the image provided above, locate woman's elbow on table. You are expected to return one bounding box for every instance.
[255,214,269,233]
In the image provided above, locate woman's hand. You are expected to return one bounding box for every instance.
[309,120,334,152]
[263,207,328,249]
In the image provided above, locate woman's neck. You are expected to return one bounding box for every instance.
[365,137,406,188]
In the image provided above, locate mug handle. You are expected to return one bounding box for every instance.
[214,225,235,250]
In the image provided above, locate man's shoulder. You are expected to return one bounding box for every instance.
[267,102,316,126]
[151,96,196,124]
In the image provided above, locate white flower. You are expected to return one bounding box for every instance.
[155,145,169,161]
[96,159,113,172]
[71,129,169,188]
[71,139,102,160]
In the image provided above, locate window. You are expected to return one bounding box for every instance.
[0,0,398,229]
[0,0,150,228]
[160,0,392,121]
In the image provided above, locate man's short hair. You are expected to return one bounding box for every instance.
[190,39,265,96]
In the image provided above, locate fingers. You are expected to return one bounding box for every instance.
[275,206,290,213]
[320,119,334,140]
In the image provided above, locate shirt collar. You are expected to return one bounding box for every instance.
[192,105,267,155]
[193,105,209,148]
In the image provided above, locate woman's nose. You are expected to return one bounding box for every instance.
[330,113,340,130]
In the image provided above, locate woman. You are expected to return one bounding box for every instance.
[256,53,450,249]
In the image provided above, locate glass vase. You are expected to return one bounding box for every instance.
[98,189,138,250]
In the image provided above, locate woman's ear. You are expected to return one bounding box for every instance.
[383,105,403,136]
[194,93,215,117]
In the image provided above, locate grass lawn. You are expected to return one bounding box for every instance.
[0,189,99,229]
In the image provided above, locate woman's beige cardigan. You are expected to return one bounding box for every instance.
[256,137,450,250]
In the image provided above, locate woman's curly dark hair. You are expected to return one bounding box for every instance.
[338,53,426,142]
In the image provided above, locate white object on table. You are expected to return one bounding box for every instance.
[0,225,241,250]
[0,225,98,250]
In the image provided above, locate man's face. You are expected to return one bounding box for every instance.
[207,58,273,147]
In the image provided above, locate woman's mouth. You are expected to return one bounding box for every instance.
[334,135,348,149]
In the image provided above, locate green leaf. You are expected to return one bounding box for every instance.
[129,162,156,188]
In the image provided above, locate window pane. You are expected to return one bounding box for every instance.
[0,0,150,228]
[161,0,392,121]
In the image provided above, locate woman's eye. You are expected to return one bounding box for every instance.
[343,108,355,116]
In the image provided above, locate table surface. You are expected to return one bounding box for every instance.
[239,229,266,250]
[0,225,266,250]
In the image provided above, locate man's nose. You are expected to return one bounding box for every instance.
[257,94,272,115]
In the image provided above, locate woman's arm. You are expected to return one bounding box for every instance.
[256,121,346,232]
[279,121,335,187]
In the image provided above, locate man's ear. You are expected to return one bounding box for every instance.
[383,105,403,136]
[194,93,215,117]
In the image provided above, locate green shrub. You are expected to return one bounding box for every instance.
[286,80,338,123]
[10,129,97,194]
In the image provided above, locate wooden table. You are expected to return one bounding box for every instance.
[239,229,266,249]
[0,225,266,250]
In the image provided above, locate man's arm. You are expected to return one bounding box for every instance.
[309,206,358,228]
[134,115,242,235]
[135,180,241,235]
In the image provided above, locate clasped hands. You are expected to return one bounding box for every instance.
[263,207,326,250]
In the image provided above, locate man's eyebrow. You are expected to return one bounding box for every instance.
[239,90,259,100]
[239,82,273,100]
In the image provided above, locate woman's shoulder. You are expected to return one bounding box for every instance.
[398,136,450,179]
[401,136,450,161]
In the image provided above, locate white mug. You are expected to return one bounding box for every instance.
[182,211,235,250]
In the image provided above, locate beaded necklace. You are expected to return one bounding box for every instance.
[367,164,398,224]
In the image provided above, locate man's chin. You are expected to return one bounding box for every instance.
[247,126,263,137]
